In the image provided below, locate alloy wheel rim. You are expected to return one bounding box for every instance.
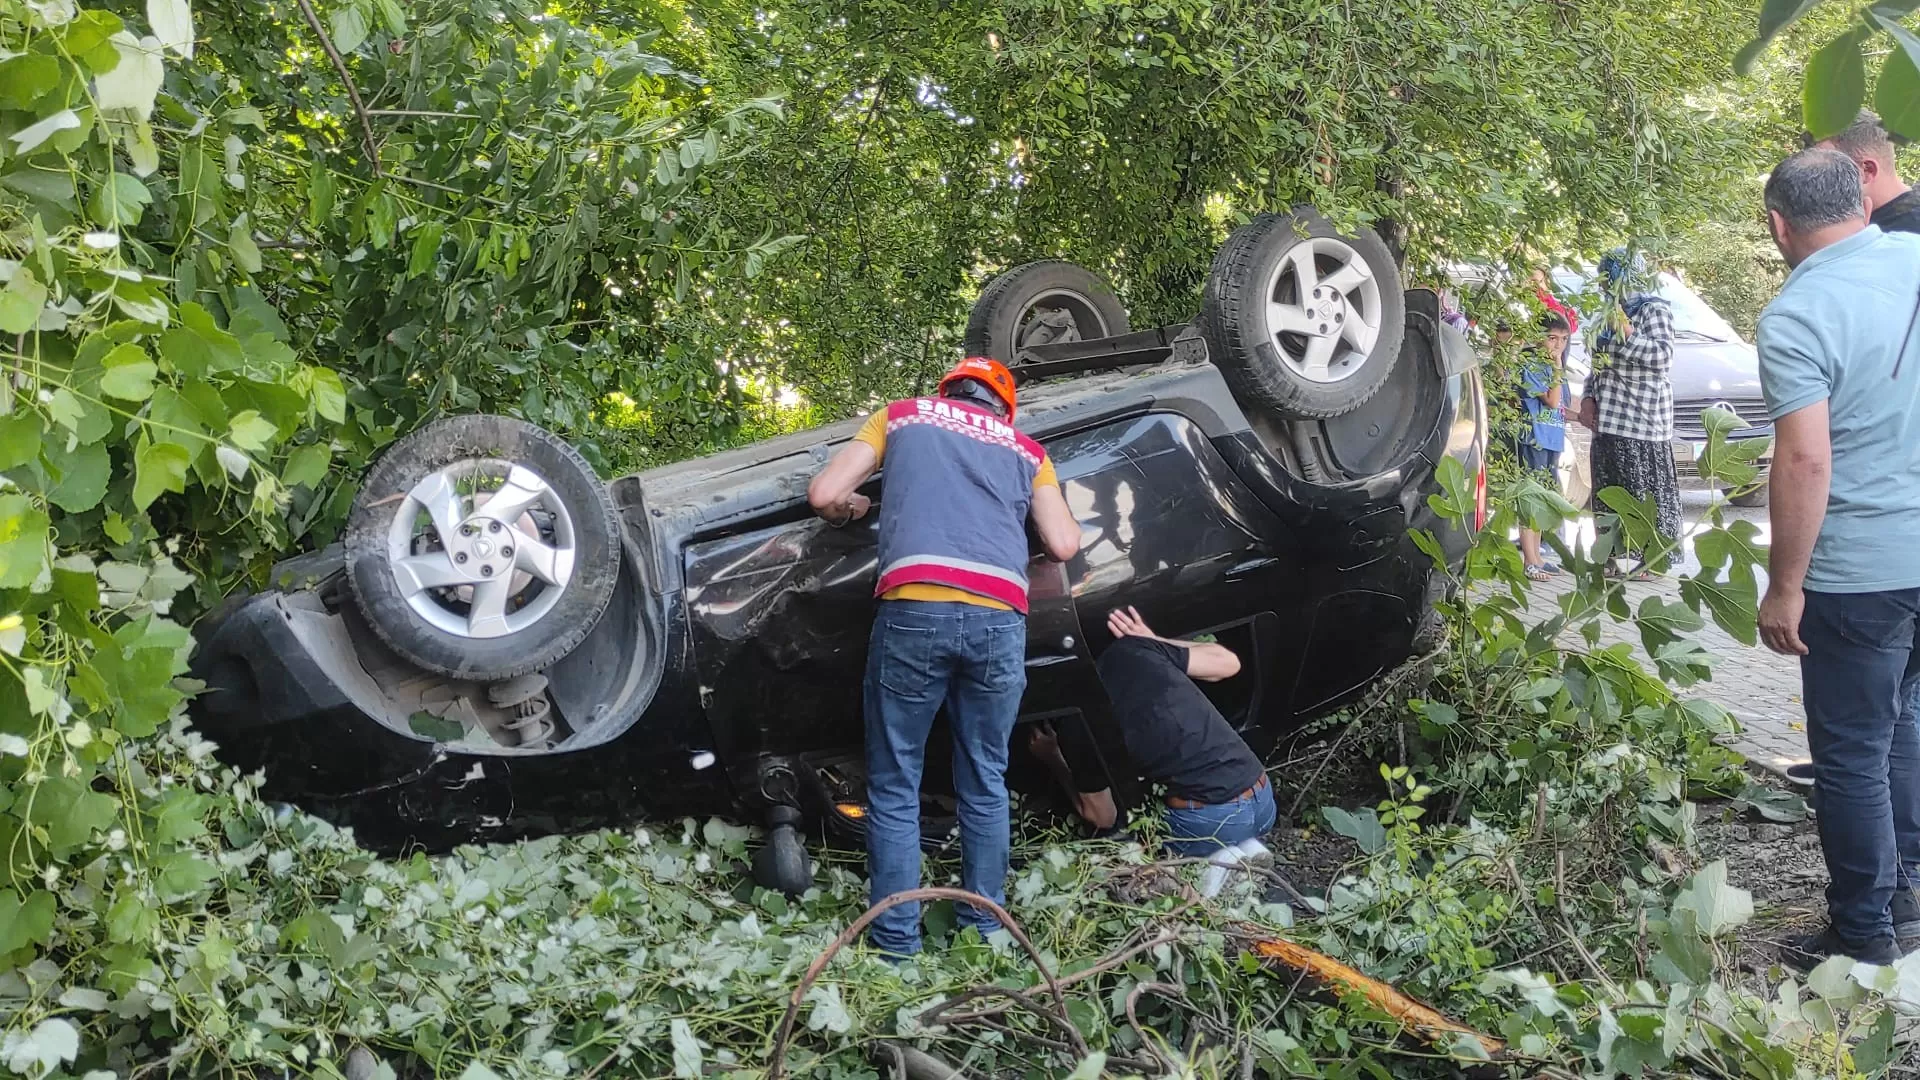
[383,459,577,639]
[1259,237,1384,384]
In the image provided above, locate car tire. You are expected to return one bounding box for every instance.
[344,414,622,682]
[964,261,1130,366]
[1200,210,1406,420]
[1727,480,1769,508]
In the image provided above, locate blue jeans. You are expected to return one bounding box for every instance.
[863,600,1027,956]
[1164,779,1277,857]
[1800,588,1920,945]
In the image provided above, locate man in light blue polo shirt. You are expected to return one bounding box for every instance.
[1755,147,1920,968]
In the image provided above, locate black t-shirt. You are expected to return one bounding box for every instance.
[1873,188,1920,236]
[1061,636,1266,804]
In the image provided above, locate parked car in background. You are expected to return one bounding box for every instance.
[188,209,1487,893]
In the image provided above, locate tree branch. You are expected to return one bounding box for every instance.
[292,0,384,178]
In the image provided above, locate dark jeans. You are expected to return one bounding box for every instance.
[1165,780,1278,857]
[1800,587,1920,944]
[863,600,1027,956]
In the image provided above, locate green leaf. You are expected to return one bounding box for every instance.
[1424,455,1476,526]
[308,367,347,423]
[1067,1053,1108,1080]
[0,268,47,334]
[228,212,262,273]
[0,495,50,589]
[1735,0,1830,74]
[1322,805,1387,854]
[133,440,192,510]
[228,409,279,452]
[1878,41,1920,142]
[1670,860,1754,937]
[41,439,111,513]
[0,889,55,953]
[407,221,445,277]
[0,55,61,110]
[1804,31,1867,141]
[1597,486,1662,555]
[307,160,335,229]
[367,192,397,250]
[408,710,465,741]
[28,775,118,854]
[1637,595,1704,637]
[155,850,217,901]
[375,0,407,36]
[1870,9,1920,140]
[3,1019,78,1076]
[1857,1009,1899,1073]
[0,413,40,470]
[1732,778,1808,823]
[283,442,331,489]
[99,343,158,401]
[1694,519,1766,573]
[89,171,154,227]
[170,302,245,372]
[331,2,370,54]
[92,637,184,736]
[59,9,126,60]
[1807,954,1865,1004]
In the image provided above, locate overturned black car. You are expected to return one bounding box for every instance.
[189,210,1488,890]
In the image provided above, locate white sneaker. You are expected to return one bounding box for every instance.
[1198,845,1247,899]
[1233,839,1273,868]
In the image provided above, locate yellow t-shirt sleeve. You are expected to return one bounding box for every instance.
[1033,454,1057,491]
[853,411,887,465]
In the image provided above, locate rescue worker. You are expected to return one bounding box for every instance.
[807,357,1082,957]
[1028,606,1275,896]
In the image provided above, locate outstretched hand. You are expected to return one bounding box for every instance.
[1107,606,1154,640]
[1027,722,1061,760]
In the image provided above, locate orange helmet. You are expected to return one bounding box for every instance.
[938,356,1020,421]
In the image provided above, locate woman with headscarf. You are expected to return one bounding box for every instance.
[1579,250,1680,579]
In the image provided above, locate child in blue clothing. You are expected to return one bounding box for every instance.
[1516,314,1571,580]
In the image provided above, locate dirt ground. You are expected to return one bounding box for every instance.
[1695,781,1831,979]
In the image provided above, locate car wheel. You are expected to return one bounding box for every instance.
[1200,210,1406,420]
[344,414,622,681]
[964,261,1130,366]
[1727,481,1769,508]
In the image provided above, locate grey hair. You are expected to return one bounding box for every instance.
[1764,148,1864,231]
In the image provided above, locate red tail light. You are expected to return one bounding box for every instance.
[1474,460,1488,531]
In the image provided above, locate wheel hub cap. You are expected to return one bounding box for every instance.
[1307,286,1349,336]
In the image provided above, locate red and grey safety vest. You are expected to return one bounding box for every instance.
[873,397,1044,613]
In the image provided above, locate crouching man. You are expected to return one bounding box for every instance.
[1030,607,1276,884]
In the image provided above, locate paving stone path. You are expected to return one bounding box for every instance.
[1524,572,1808,775]
[1516,492,1808,776]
